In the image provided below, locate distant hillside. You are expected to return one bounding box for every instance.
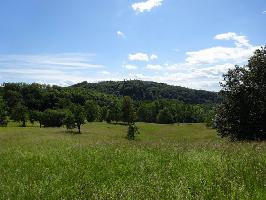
[72,80,219,104]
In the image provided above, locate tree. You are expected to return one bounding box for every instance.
[156,108,174,124]
[108,101,121,123]
[85,100,99,122]
[72,105,86,133]
[0,97,8,127]
[121,96,135,124]
[42,109,66,127]
[11,103,28,127]
[63,106,85,133]
[127,123,140,140]
[29,110,44,128]
[215,47,266,140]
[64,110,76,130]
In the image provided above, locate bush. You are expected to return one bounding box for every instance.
[127,123,140,140]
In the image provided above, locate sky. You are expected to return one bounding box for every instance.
[0,0,265,91]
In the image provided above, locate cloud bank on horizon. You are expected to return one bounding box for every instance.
[0,0,265,91]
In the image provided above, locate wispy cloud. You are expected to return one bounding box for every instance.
[132,0,163,13]
[263,10,266,14]
[0,53,104,86]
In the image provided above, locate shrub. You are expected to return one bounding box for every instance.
[127,123,140,140]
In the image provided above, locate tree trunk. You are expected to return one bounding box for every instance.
[78,125,81,134]
[22,119,26,127]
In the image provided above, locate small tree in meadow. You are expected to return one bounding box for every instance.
[127,123,140,140]
[64,105,86,133]
[11,103,28,127]
[72,105,86,134]
[29,110,44,128]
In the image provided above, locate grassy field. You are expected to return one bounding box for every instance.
[0,122,265,199]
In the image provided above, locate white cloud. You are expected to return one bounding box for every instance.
[185,33,258,65]
[128,53,149,61]
[150,54,158,60]
[124,64,138,70]
[146,64,163,71]
[263,11,266,14]
[132,0,163,13]
[117,31,126,39]
[186,46,258,65]
[214,32,250,47]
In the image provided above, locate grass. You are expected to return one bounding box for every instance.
[0,122,265,199]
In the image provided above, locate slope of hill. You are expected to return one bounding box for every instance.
[72,80,219,104]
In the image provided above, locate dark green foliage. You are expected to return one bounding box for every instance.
[105,109,112,124]
[156,108,174,124]
[29,110,44,128]
[127,123,140,140]
[10,103,28,127]
[0,97,8,127]
[63,111,76,130]
[0,81,215,125]
[72,105,86,133]
[215,47,266,140]
[204,108,216,128]
[63,105,86,133]
[122,96,136,124]
[42,109,66,127]
[85,100,99,122]
[72,80,220,104]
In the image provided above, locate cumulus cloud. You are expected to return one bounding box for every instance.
[150,54,158,60]
[117,31,126,39]
[132,0,163,13]
[124,64,138,70]
[214,32,250,47]
[186,32,258,65]
[128,53,149,61]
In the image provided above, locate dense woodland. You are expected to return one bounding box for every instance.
[73,80,220,104]
[0,81,216,131]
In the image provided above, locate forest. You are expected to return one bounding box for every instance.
[0,80,216,131]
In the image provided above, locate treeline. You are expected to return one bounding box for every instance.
[72,80,220,104]
[0,83,214,130]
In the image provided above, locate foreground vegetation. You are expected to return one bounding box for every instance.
[0,123,265,199]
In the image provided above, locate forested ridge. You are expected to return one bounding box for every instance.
[72,80,219,104]
[0,81,216,129]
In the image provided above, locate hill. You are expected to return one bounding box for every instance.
[72,80,219,104]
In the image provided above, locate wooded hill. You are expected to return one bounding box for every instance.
[72,80,219,104]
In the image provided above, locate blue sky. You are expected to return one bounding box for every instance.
[0,0,265,91]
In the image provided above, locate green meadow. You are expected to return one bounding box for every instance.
[0,123,265,199]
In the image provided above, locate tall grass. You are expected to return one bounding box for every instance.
[0,123,265,199]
